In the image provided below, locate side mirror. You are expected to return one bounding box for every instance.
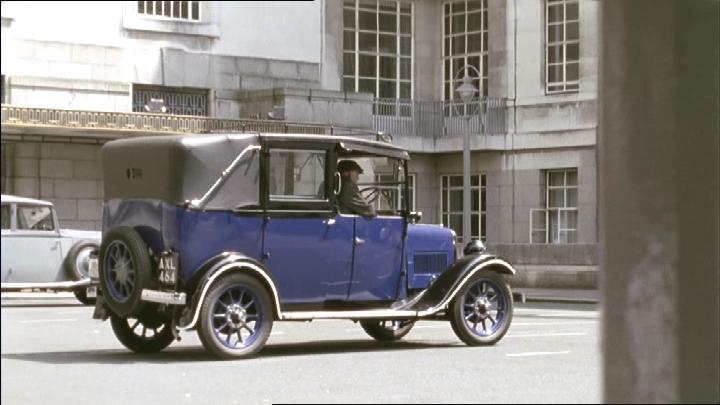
[409,211,422,223]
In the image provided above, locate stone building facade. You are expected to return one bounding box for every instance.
[1,0,599,288]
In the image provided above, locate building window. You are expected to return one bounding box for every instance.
[442,0,488,101]
[531,169,578,243]
[342,0,413,100]
[132,85,208,116]
[136,1,200,21]
[441,174,486,243]
[373,173,415,212]
[545,0,579,93]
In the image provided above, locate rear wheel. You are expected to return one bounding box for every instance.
[73,289,96,305]
[197,273,273,360]
[449,271,513,345]
[64,240,98,280]
[359,319,415,341]
[110,310,174,353]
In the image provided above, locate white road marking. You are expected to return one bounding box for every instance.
[19,318,77,324]
[506,332,587,338]
[506,350,570,357]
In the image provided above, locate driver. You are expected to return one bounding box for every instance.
[337,160,376,217]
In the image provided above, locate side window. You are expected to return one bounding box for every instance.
[16,205,55,231]
[268,149,327,201]
[1,204,11,229]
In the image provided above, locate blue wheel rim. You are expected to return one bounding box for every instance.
[104,240,136,303]
[461,278,507,337]
[211,285,263,350]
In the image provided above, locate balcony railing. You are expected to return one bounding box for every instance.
[373,97,508,138]
[0,105,333,136]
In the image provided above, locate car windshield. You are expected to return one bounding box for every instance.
[351,156,408,213]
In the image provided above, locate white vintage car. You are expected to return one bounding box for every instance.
[1,194,101,304]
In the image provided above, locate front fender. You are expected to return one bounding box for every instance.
[178,253,281,330]
[399,253,515,315]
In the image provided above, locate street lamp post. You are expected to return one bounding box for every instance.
[454,66,481,247]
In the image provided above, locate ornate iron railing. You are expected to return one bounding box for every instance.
[0,105,333,135]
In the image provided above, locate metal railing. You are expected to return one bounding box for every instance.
[373,97,508,138]
[0,105,333,135]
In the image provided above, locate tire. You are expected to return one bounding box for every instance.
[197,273,273,360]
[99,227,152,318]
[110,310,174,353]
[359,319,415,341]
[449,271,513,346]
[73,289,96,305]
[64,240,98,280]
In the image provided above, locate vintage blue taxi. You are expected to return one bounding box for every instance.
[90,133,515,359]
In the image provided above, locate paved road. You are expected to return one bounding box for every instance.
[1,302,600,404]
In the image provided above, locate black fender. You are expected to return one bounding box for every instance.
[400,253,515,314]
[178,252,282,330]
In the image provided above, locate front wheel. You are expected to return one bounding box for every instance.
[197,273,273,360]
[110,311,175,353]
[449,271,513,345]
[359,319,415,341]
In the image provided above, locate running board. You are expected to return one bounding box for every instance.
[1,278,92,292]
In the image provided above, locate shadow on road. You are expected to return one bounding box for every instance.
[2,339,469,365]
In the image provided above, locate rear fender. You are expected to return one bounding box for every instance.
[178,253,281,330]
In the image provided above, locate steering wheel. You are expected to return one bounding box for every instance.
[359,186,381,204]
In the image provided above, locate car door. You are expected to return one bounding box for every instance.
[2,203,64,283]
[261,145,355,304]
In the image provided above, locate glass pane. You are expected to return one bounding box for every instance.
[481,174,486,186]
[191,1,199,20]
[444,37,451,57]
[378,12,397,32]
[268,150,326,199]
[549,189,565,208]
[181,1,188,18]
[532,230,546,244]
[1,205,10,229]
[549,171,565,186]
[359,32,376,51]
[532,210,546,229]
[400,3,411,14]
[471,174,479,186]
[566,1,579,20]
[172,1,180,18]
[483,9,487,31]
[379,56,396,78]
[343,77,355,92]
[566,21,579,41]
[400,15,411,34]
[378,0,396,12]
[359,10,377,30]
[359,54,376,76]
[468,33,482,53]
[471,214,479,238]
[452,2,465,14]
[400,57,411,79]
[548,24,563,43]
[453,36,466,56]
[163,1,171,17]
[481,215,486,240]
[379,34,397,53]
[567,43,579,61]
[548,4,563,23]
[566,170,578,185]
[449,214,462,237]
[449,176,463,187]
[468,0,482,11]
[442,188,448,209]
[567,62,579,81]
[549,210,560,243]
[442,176,448,188]
[548,64,563,83]
[468,12,481,31]
[17,205,54,231]
[560,210,578,228]
[400,36,411,56]
[450,190,463,211]
[344,31,356,51]
[548,45,563,64]
[359,0,376,10]
[379,80,396,98]
[481,189,487,211]
[343,52,355,75]
[567,188,578,207]
[359,79,376,96]
[444,16,450,36]
[400,81,411,99]
[452,14,464,34]
[344,8,355,29]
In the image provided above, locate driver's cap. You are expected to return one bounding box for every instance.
[337,160,364,174]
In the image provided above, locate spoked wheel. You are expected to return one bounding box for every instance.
[449,271,513,345]
[359,319,416,341]
[110,310,175,353]
[198,273,273,360]
[99,227,151,317]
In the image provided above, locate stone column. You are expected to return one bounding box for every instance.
[599,0,719,403]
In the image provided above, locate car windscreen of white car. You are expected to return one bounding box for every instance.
[16,205,55,231]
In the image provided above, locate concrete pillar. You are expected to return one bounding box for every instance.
[599,1,719,403]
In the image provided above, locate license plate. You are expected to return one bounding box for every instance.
[88,257,99,278]
[86,286,98,298]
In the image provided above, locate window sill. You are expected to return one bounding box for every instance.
[122,15,219,38]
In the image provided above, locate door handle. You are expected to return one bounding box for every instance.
[354,237,365,245]
[324,218,336,226]
[51,240,60,250]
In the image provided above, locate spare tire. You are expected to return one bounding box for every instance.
[99,226,152,317]
[64,240,98,280]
